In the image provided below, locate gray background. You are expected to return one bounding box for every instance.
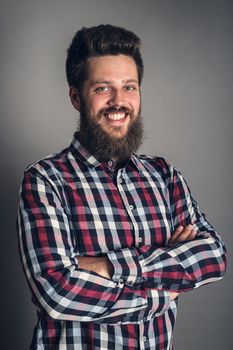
[0,0,232,349]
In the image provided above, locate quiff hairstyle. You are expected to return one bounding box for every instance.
[66,24,144,92]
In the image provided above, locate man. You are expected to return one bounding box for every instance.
[17,24,226,349]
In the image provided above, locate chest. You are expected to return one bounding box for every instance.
[60,167,172,254]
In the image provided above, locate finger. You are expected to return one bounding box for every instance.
[186,228,197,240]
[169,226,184,242]
[176,227,192,242]
[175,224,193,237]
[171,224,193,243]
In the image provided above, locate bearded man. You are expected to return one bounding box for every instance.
[17,24,226,350]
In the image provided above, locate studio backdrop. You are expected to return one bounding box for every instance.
[0,1,232,349]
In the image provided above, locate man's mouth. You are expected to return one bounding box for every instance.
[104,112,128,121]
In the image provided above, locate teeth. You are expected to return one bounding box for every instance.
[107,113,126,120]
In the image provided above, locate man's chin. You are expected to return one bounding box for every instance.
[100,125,129,139]
[78,107,143,161]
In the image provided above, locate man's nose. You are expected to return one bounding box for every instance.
[108,89,125,107]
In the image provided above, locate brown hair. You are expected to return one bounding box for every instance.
[66,24,144,91]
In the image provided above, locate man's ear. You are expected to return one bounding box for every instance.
[69,86,80,111]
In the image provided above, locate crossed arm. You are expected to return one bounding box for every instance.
[18,165,226,323]
[77,224,197,300]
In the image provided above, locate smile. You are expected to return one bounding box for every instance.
[104,112,128,121]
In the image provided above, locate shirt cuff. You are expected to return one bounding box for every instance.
[107,248,143,286]
[143,289,171,322]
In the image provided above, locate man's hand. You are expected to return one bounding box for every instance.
[170,292,179,300]
[77,256,114,279]
[168,224,197,246]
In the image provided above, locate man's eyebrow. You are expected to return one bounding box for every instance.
[92,79,139,85]
[122,79,139,84]
[92,80,112,85]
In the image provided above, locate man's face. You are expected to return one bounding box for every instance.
[82,54,140,137]
[71,54,143,161]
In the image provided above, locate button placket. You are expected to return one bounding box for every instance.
[148,310,153,320]
[116,171,140,245]
[139,319,146,349]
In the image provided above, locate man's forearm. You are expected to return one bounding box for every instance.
[77,255,179,300]
[78,224,224,299]
[77,225,196,275]
[77,256,114,279]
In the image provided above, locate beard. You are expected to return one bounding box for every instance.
[77,99,144,162]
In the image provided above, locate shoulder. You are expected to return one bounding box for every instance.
[137,154,173,173]
[135,154,185,186]
[24,146,70,179]
[136,154,190,194]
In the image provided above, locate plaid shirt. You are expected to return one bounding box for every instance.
[17,133,226,350]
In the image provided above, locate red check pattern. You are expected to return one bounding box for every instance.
[17,133,226,349]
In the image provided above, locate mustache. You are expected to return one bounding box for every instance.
[98,106,134,116]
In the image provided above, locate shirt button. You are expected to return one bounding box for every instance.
[118,178,123,184]
[143,336,147,342]
[157,284,163,289]
[117,279,124,287]
[138,237,142,243]
[129,205,134,211]
[108,160,113,167]
[155,312,161,317]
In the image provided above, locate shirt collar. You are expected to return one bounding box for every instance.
[70,132,101,168]
[70,131,144,172]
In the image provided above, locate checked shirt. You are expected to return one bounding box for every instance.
[17,133,226,349]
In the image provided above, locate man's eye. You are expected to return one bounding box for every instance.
[125,85,137,91]
[95,86,110,93]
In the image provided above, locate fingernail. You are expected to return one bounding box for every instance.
[178,225,183,230]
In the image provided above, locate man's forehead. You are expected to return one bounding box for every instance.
[86,55,139,83]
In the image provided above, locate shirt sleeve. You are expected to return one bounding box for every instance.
[107,162,227,293]
[17,167,171,323]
